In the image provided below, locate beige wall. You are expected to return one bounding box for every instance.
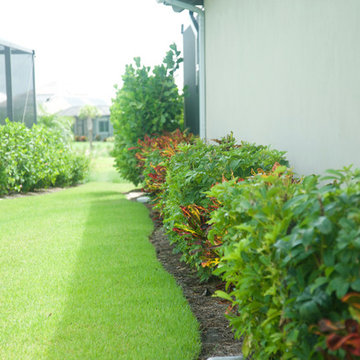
[204,0,360,175]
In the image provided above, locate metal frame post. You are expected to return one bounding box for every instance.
[4,46,13,121]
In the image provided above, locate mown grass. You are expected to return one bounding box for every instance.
[72,141,125,184]
[0,151,201,359]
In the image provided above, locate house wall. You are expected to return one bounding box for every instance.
[204,0,360,175]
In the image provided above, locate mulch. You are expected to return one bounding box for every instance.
[139,196,243,360]
[0,187,64,200]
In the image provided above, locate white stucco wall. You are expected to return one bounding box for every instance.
[204,0,360,175]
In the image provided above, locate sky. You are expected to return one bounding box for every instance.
[0,0,190,104]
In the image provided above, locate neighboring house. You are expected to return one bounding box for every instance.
[64,107,113,141]
[0,39,37,127]
[37,91,113,140]
[159,0,360,175]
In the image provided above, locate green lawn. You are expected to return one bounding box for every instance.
[0,150,201,359]
[71,141,125,183]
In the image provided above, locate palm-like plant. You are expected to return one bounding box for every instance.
[79,105,100,150]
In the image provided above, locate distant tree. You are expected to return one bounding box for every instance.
[79,105,100,150]
[37,105,74,142]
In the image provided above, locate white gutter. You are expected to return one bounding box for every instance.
[157,0,206,140]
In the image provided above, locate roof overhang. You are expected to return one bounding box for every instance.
[157,0,203,13]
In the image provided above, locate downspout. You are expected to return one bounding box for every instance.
[157,0,206,140]
[189,11,199,87]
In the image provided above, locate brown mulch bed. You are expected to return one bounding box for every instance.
[130,192,243,360]
[0,187,64,200]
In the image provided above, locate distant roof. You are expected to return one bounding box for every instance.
[58,105,110,117]
[38,94,110,116]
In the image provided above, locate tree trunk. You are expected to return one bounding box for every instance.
[87,117,93,150]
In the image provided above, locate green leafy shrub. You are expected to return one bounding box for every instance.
[209,165,299,358]
[209,166,360,359]
[37,106,74,143]
[110,43,184,185]
[0,120,89,194]
[159,134,288,280]
[276,168,360,359]
[0,161,7,194]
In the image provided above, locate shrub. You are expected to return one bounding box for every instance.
[277,168,360,359]
[0,120,89,194]
[110,43,184,185]
[135,129,194,202]
[0,161,7,195]
[159,134,288,280]
[209,165,299,358]
[37,106,74,143]
[209,166,360,359]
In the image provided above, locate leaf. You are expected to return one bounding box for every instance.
[323,250,335,267]
[242,335,251,357]
[299,300,320,320]
[325,267,334,278]
[342,293,360,309]
[302,228,315,246]
[215,290,233,302]
[314,216,333,235]
[310,277,328,293]
[328,278,350,298]
[287,329,299,342]
[351,279,360,292]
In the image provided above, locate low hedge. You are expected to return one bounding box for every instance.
[159,134,288,280]
[135,129,194,202]
[0,120,89,195]
[209,166,360,359]
[135,131,360,358]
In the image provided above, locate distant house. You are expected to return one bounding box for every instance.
[61,106,113,141]
[0,39,37,127]
[37,91,113,140]
[159,0,360,175]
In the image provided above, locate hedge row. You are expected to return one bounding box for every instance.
[210,167,360,359]
[0,121,89,195]
[135,130,360,359]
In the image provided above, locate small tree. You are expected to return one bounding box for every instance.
[110,43,184,185]
[79,105,100,150]
[37,105,74,143]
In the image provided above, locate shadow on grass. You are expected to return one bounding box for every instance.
[45,193,152,359]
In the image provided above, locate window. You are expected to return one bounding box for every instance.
[99,120,109,132]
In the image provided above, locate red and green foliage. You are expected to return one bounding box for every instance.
[134,129,194,202]
[312,293,360,359]
[159,134,288,280]
[135,126,360,359]
[172,200,221,278]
